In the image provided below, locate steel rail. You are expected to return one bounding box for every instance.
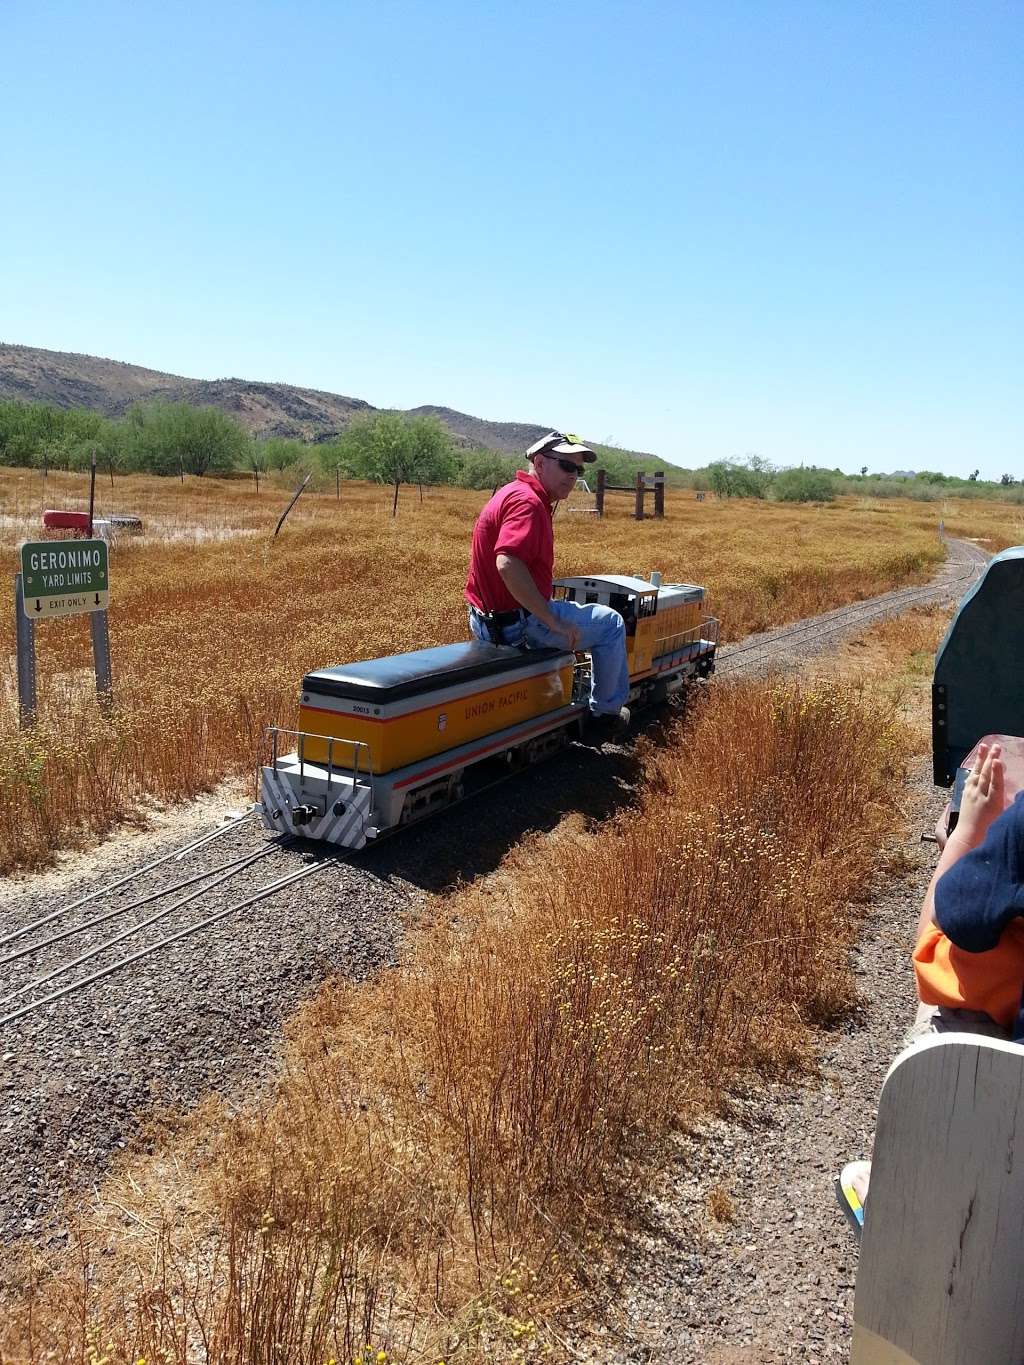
[0,860,330,1031]
[717,558,985,674]
[0,844,282,970]
[0,845,278,1010]
[717,584,963,673]
[0,809,256,951]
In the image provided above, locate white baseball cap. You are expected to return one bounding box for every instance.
[526,430,597,463]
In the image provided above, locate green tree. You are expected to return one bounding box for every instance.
[0,401,117,469]
[257,436,309,471]
[707,457,772,498]
[914,470,950,485]
[453,446,521,490]
[333,412,454,514]
[124,401,249,476]
[773,466,838,502]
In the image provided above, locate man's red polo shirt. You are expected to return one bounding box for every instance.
[465,471,555,613]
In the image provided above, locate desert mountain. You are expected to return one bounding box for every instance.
[0,344,660,460]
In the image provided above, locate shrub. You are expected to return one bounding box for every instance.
[707,458,772,499]
[453,446,521,489]
[123,401,250,476]
[773,466,838,502]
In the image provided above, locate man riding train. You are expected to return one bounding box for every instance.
[464,430,631,741]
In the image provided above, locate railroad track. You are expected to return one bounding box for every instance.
[0,537,990,1037]
[717,533,988,675]
[0,816,341,1031]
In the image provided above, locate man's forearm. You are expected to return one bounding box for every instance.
[496,554,557,628]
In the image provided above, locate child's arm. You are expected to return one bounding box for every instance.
[915,743,1005,941]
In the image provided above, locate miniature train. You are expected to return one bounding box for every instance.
[260,573,719,848]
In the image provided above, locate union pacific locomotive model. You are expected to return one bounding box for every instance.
[260,573,719,848]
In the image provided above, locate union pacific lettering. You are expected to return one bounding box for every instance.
[464,699,496,719]
[463,686,530,720]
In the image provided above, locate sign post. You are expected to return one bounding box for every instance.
[14,574,37,726]
[16,539,113,726]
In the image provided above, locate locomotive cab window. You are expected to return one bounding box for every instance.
[609,592,637,635]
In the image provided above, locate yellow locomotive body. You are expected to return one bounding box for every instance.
[298,646,574,775]
[261,572,718,849]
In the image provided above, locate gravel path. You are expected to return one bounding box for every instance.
[0,534,986,1359]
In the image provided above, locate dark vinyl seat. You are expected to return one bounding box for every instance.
[303,641,568,706]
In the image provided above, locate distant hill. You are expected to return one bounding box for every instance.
[0,343,667,464]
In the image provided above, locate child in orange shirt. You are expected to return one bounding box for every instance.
[912,742,1024,1038]
[838,742,1022,1235]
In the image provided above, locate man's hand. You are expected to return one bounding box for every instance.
[496,553,581,650]
[548,616,580,652]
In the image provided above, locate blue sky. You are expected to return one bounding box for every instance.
[2,0,1020,478]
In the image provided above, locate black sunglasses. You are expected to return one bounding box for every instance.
[543,454,585,477]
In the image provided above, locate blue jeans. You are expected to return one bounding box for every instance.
[468,600,629,715]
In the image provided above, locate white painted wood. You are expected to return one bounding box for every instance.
[853,1033,1024,1365]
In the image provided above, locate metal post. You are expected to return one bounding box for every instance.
[88,449,97,537]
[274,473,312,538]
[596,469,606,517]
[336,466,340,501]
[14,574,37,728]
[635,471,644,521]
[91,609,113,715]
[654,472,665,517]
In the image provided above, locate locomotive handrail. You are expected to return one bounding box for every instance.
[652,617,720,654]
[267,725,374,789]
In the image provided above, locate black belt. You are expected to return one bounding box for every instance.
[471,606,527,628]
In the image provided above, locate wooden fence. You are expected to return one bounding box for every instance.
[594,469,665,519]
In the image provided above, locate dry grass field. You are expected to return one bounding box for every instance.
[0,673,911,1363]
[0,467,1002,1362]
[3,467,1009,875]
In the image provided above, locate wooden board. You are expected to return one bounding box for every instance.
[853,1033,1024,1364]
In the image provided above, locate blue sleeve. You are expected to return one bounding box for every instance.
[935,796,1024,952]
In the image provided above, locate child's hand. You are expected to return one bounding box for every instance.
[954,742,1005,849]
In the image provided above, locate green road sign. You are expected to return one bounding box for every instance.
[20,539,110,620]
